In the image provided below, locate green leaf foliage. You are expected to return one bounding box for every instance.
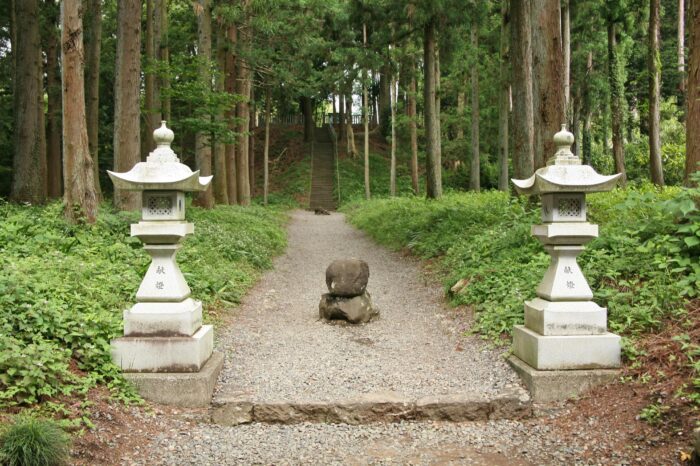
[0,200,286,408]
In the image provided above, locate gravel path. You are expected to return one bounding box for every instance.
[214,210,523,403]
[128,210,630,465]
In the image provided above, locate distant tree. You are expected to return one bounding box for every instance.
[497,1,510,191]
[686,0,699,184]
[424,15,442,199]
[649,0,665,186]
[469,12,480,192]
[43,1,62,199]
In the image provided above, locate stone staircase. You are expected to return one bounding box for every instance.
[309,126,337,211]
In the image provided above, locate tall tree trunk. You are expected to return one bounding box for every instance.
[679,0,686,94]
[213,26,228,205]
[345,92,357,157]
[456,91,465,140]
[582,50,593,164]
[562,0,571,115]
[470,16,480,192]
[424,17,442,199]
[649,0,665,185]
[301,96,314,142]
[685,0,700,185]
[408,66,419,194]
[363,22,371,200]
[339,93,346,142]
[194,0,214,208]
[157,0,170,121]
[10,0,46,204]
[378,63,391,136]
[607,21,627,183]
[531,0,565,167]
[225,24,237,204]
[113,0,142,211]
[62,0,98,222]
[145,0,162,134]
[263,87,271,205]
[498,1,510,191]
[84,0,102,198]
[249,88,256,198]
[236,8,252,206]
[686,0,699,184]
[510,0,534,178]
[45,6,62,198]
[390,71,397,196]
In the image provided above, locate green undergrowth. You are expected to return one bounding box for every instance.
[342,182,700,407]
[0,200,286,412]
[336,151,424,203]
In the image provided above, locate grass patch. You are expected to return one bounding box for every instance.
[0,416,70,466]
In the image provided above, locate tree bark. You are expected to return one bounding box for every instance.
[686,0,700,184]
[157,0,170,121]
[679,0,686,94]
[531,0,565,168]
[470,16,480,192]
[301,96,314,142]
[61,0,98,222]
[378,63,391,136]
[607,21,627,183]
[236,7,252,206]
[10,0,46,204]
[345,92,357,157]
[510,0,534,179]
[213,25,229,205]
[408,65,419,195]
[649,0,665,185]
[424,17,442,199]
[113,0,142,211]
[45,5,62,198]
[225,24,238,204]
[194,0,215,208]
[562,0,571,113]
[390,71,397,196]
[363,22,371,200]
[498,1,510,192]
[264,87,271,205]
[145,0,162,135]
[456,91,465,140]
[249,88,256,198]
[84,0,102,198]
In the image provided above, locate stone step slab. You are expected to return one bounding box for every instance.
[210,390,531,426]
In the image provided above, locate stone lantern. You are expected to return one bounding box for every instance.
[107,121,223,407]
[509,125,622,402]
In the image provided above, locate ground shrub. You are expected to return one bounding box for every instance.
[0,200,286,408]
[0,416,70,466]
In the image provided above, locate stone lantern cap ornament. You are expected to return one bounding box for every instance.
[108,121,212,192]
[512,125,621,195]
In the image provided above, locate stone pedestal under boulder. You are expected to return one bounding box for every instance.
[320,259,378,324]
[319,291,378,324]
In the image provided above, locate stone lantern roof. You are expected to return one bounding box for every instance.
[108,121,212,192]
[512,125,621,195]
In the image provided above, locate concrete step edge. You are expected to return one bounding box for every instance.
[209,391,532,426]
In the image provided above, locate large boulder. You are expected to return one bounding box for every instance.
[326,259,369,297]
[319,291,378,324]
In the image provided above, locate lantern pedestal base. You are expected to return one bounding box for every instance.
[507,355,619,402]
[122,352,224,407]
[512,325,621,370]
[111,324,214,373]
